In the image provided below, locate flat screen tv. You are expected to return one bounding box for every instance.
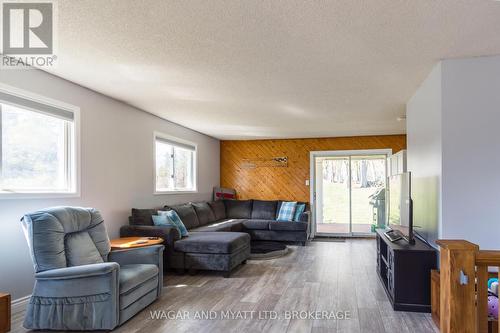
[387,172,414,244]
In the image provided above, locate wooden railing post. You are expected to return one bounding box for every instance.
[436,240,479,333]
[476,264,489,333]
[475,250,500,333]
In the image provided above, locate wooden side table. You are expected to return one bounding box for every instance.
[0,293,10,333]
[110,237,163,250]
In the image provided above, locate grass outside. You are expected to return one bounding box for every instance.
[322,182,383,226]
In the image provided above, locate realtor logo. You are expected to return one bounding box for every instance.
[2,2,53,54]
[1,1,57,68]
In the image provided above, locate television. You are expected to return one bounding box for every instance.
[387,172,414,244]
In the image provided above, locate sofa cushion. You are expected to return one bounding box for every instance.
[269,221,308,232]
[119,264,159,294]
[208,201,226,220]
[225,200,253,219]
[242,219,271,230]
[275,201,283,219]
[174,232,250,254]
[251,200,278,220]
[166,204,200,229]
[190,219,244,232]
[296,211,310,223]
[276,201,297,222]
[152,214,181,236]
[192,202,216,225]
[131,208,158,226]
[276,201,308,218]
[157,210,189,237]
[293,203,306,222]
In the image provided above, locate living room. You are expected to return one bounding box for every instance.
[1,1,500,333]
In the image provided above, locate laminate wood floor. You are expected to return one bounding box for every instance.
[11,239,439,333]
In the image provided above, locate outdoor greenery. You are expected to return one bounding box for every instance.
[322,182,382,225]
[155,141,193,191]
[320,158,386,227]
[1,104,67,190]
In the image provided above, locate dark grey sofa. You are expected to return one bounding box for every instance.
[120,199,310,276]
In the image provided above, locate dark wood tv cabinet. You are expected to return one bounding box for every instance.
[376,229,437,312]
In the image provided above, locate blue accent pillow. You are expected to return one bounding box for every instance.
[293,203,306,222]
[152,215,181,236]
[158,210,189,237]
[277,201,297,222]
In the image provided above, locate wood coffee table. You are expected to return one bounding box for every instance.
[110,237,163,250]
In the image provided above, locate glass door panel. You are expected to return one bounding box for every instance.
[315,157,350,234]
[350,155,387,235]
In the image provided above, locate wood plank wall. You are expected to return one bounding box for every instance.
[220,135,406,202]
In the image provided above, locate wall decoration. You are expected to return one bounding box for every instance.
[241,156,288,169]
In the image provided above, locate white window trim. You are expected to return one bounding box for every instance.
[153,131,198,195]
[0,83,81,200]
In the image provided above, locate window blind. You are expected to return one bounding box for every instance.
[155,136,196,151]
[0,91,74,121]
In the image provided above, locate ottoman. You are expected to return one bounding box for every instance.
[174,232,250,277]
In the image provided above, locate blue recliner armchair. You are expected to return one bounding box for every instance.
[21,207,164,331]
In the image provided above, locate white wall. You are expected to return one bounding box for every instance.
[0,69,220,300]
[407,63,442,247]
[440,56,500,250]
[407,55,500,250]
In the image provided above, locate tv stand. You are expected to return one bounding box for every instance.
[376,229,437,312]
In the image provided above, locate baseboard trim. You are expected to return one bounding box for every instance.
[11,295,30,315]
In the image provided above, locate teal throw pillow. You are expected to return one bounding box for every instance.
[158,210,189,237]
[293,203,306,222]
[152,215,181,236]
[277,201,297,222]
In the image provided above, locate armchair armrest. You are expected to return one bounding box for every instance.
[120,225,180,251]
[35,262,119,280]
[32,262,120,299]
[298,211,311,239]
[108,245,164,297]
[108,245,164,267]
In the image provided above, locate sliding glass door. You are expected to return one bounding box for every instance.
[314,156,350,234]
[311,150,390,237]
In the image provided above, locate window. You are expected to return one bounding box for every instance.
[0,87,78,196]
[155,134,196,193]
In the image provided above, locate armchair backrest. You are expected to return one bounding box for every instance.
[21,207,111,273]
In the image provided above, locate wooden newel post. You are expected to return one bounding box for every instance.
[436,240,479,333]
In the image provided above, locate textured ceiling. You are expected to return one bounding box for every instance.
[44,0,500,139]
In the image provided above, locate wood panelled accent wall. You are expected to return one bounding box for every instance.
[220,135,406,202]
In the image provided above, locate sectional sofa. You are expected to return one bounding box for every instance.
[120,199,310,277]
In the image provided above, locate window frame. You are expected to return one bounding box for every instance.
[153,132,198,195]
[0,83,81,199]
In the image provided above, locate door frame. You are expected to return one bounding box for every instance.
[309,149,393,238]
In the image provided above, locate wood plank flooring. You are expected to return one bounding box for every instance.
[11,239,438,333]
